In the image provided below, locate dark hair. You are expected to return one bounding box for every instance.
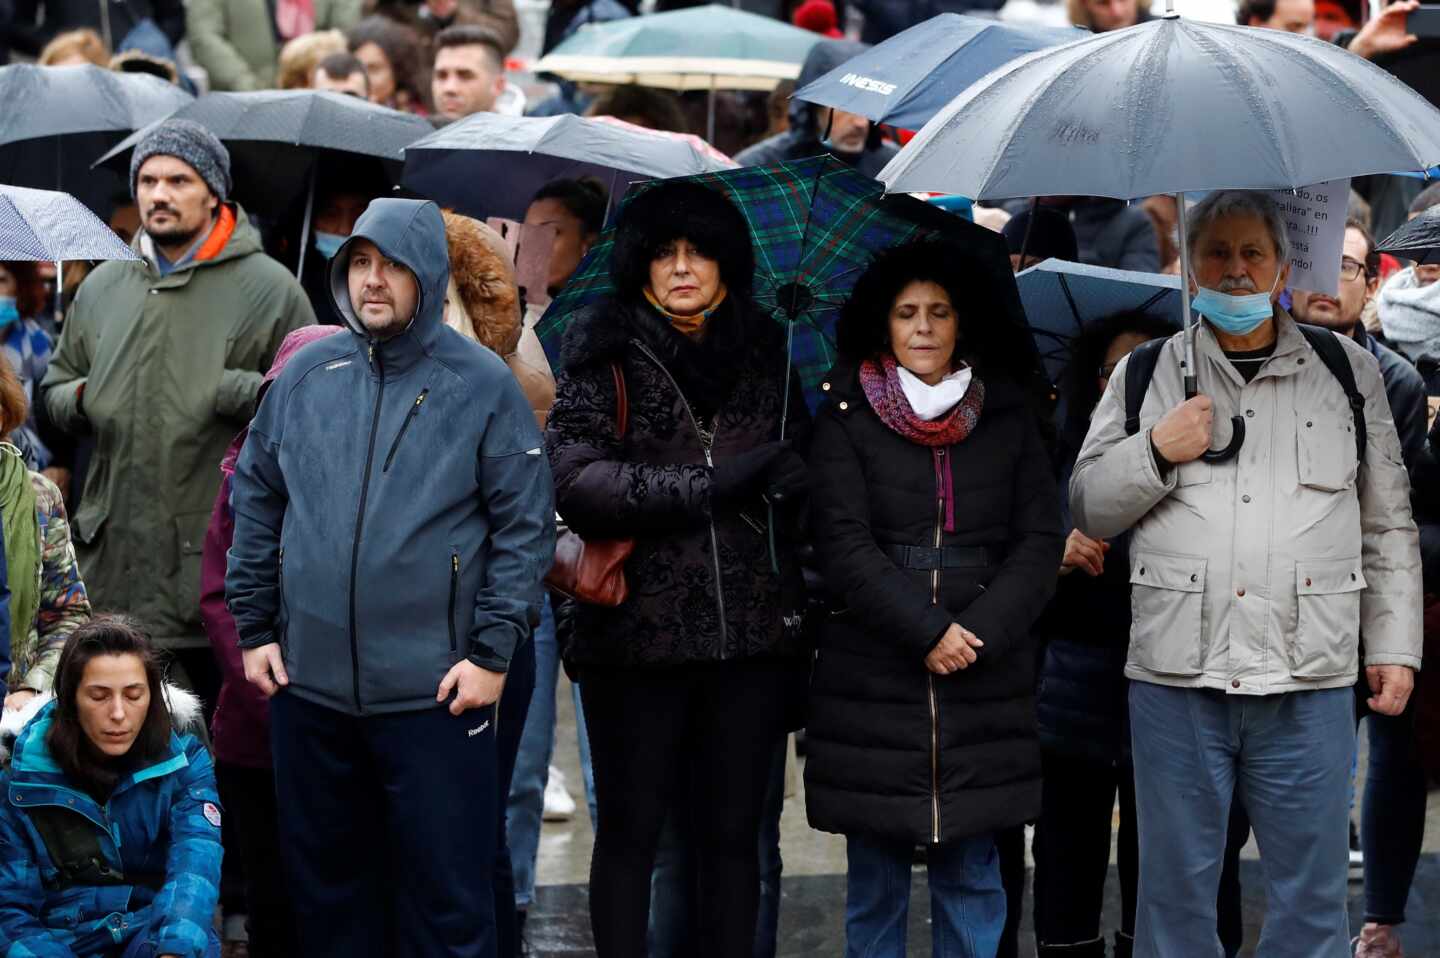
[318,51,368,85]
[1346,216,1379,278]
[610,181,754,303]
[1060,309,1176,453]
[587,84,689,134]
[1409,182,1440,217]
[0,261,47,319]
[1236,0,1277,22]
[434,24,505,70]
[530,176,608,237]
[836,240,1013,371]
[45,617,173,801]
[347,16,425,106]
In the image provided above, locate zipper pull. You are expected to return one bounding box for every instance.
[415,392,427,408]
[452,555,459,573]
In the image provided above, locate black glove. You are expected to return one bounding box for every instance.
[712,441,789,503]
[762,451,808,504]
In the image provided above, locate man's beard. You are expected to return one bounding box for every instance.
[145,208,205,249]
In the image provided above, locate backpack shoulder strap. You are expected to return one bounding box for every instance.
[1123,337,1169,437]
[610,361,628,440]
[1295,324,1366,465]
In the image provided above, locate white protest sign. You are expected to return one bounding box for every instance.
[1268,179,1349,296]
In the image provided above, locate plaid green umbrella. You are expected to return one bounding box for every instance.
[537,154,1036,423]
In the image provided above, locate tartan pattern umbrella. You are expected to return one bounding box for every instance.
[538,155,1014,412]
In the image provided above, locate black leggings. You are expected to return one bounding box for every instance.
[580,658,791,958]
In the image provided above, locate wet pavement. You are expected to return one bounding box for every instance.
[529,676,1440,957]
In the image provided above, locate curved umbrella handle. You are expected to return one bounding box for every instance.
[1201,415,1246,463]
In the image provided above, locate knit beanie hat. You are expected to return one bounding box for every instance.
[1002,206,1078,263]
[129,119,232,202]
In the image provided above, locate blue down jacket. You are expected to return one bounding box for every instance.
[225,198,555,716]
[0,701,222,958]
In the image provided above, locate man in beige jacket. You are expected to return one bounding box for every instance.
[1071,190,1422,958]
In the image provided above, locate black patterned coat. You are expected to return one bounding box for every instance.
[545,296,807,668]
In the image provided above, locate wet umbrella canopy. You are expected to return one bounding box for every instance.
[881,13,1440,461]
[1016,258,1181,385]
[880,17,1440,202]
[1377,204,1440,264]
[793,14,1086,132]
[0,64,192,217]
[94,90,433,221]
[0,185,140,262]
[402,113,736,223]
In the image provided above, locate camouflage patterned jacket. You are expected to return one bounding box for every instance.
[7,473,90,694]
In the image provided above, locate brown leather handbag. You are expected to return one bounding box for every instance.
[545,362,635,607]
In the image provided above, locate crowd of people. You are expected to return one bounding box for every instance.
[1,1,1440,958]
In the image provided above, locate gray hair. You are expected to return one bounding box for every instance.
[1185,190,1289,272]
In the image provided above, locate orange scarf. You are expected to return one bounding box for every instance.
[643,284,728,335]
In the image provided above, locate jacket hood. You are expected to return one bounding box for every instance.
[791,38,869,132]
[442,211,522,356]
[328,198,450,346]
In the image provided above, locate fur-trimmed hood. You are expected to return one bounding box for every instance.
[0,683,203,766]
[442,212,523,357]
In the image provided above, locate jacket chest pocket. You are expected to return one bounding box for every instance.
[1291,557,1365,679]
[1128,551,1206,676]
[1296,416,1358,492]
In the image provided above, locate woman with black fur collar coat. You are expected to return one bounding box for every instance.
[545,181,808,958]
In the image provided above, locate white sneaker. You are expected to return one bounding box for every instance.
[543,766,576,821]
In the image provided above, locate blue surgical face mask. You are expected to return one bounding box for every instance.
[0,296,19,330]
[314,231,347,260]
[1192,271,1282,336]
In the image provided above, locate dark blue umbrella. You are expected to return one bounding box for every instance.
[792,14,1085,131]
[1017,258,1181,385]
[0,185,139,262]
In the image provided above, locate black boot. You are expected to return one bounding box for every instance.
[1038,937,1107,957]
[1114,932,1134,958]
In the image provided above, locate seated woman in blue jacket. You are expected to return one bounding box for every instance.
[0,617,222,958]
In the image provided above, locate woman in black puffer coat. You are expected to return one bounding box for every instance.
[544,181,808,958]
[805,239,1062,957]
[1029,310,1174,958]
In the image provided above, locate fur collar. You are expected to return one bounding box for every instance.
[0,683,203,766]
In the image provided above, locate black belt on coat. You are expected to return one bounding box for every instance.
[881,544,995,571]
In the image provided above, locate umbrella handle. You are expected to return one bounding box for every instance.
[1186,374,1246,462]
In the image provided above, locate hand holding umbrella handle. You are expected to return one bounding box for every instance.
[1184,373,1246,463]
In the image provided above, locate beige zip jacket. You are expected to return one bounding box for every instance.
[1070,311,1422,694]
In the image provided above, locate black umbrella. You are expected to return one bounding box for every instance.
[1376,203,1440,264]
[95,90,434,279]
[0,64,192,218]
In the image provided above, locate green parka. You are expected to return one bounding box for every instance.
[41,204,315,649]
[186,0,363,91]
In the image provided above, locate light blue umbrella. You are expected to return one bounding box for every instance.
[533,4,821,139]
[0,185,139,262]
[1017,258,1181,384]
[793,14,1086,131]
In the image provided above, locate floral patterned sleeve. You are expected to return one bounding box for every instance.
[20,472,91,692]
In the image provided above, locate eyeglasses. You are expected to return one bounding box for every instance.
[1339,258,1368,282]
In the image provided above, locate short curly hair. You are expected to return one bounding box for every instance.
[609,181,754,304]
[836,239,1007,369]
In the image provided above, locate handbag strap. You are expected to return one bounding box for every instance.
[611,361,628,440]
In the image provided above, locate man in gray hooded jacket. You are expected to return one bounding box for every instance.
[225,197,555,958]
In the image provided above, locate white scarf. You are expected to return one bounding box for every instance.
[896,364,974,421]
[1378,267,1440,363]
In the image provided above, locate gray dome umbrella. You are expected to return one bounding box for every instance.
[0,185,139,262]
[880,12,1440,461]
[0,64,192,218]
